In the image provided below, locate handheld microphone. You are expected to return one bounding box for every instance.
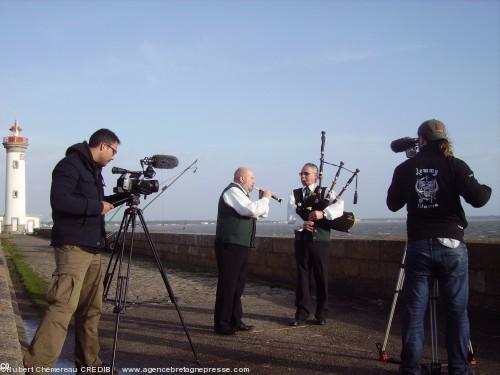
[149,155,179,169]
[390,137,418,153]
[255,186,283,203]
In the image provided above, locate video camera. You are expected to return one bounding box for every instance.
[390,137,419,158]
[112,155,178,196]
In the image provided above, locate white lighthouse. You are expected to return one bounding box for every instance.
[1,121,39,234]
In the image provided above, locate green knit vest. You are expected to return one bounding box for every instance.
[215,183,257,248]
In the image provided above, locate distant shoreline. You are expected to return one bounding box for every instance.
[40,215,500,226]
[98,216,500,241]
[38,216,499,241]
[103,215,500,225]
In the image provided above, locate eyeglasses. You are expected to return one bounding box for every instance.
[104,143,117,156]
[299,172,312,176]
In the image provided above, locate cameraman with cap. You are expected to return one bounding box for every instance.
[24,129,128,374]
[387,119,491,375]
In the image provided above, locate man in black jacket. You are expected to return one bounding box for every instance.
[387,119,491,375]
[24,129,127,374]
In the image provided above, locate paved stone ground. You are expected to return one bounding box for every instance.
[5,235,500,374]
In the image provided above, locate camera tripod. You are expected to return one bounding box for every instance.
[376,244,478,375]
[103,194,198,372]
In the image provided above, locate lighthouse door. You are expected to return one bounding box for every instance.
[11,218,18,232]
[27,220,34,234]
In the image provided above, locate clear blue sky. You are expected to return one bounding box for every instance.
[1,0,499,221]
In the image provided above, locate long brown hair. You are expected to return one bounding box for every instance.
[437,139,454,157]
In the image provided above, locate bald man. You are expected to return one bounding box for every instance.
[214,167,272,335]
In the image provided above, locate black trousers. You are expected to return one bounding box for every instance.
[294,239,329,320]
[214,242,249,330]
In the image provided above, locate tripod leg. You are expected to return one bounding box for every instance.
[104,212,131,299]
[137,210,199,363]
[429,279,441,374]
[376,245,407,363]
[468,340,480,375]
[427,278,476,374]
[111,311,122,371]
[108,209,137,374]
[468,339,478,364]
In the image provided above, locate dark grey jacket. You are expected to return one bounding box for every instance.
[50,142,125,251]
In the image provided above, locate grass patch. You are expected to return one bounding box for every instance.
[2,238,49,313]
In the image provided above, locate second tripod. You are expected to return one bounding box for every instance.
[103,194,198,372]
[376,244,477,375]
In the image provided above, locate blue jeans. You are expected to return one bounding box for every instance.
[401,239,469,375]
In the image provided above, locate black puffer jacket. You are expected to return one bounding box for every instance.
[50,142,124,251]
[387,143,491,242]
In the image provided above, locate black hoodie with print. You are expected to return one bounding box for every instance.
[387,143,491,242]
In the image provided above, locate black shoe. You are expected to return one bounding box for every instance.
[234,322,254,331]
[214,326,236,335]
[313,318,326,325]
[289,319,307,327]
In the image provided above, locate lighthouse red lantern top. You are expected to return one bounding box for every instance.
[3,120,29,146]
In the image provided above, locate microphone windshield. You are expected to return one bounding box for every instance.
[390,137,418,153]
[151,155,179,169]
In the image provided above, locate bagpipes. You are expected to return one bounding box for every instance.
[297,131,360,232]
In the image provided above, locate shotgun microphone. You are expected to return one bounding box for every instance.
[146,155,179,169]
[390,137,418,153]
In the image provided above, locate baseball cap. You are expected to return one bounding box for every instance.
[418,119,447,141]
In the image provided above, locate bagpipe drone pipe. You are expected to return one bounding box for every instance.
[296,131,360,233]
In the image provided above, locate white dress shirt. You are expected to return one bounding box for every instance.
[287,183,344,231]
[223,183,270,219]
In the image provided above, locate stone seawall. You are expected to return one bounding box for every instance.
[37,229,500,313]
